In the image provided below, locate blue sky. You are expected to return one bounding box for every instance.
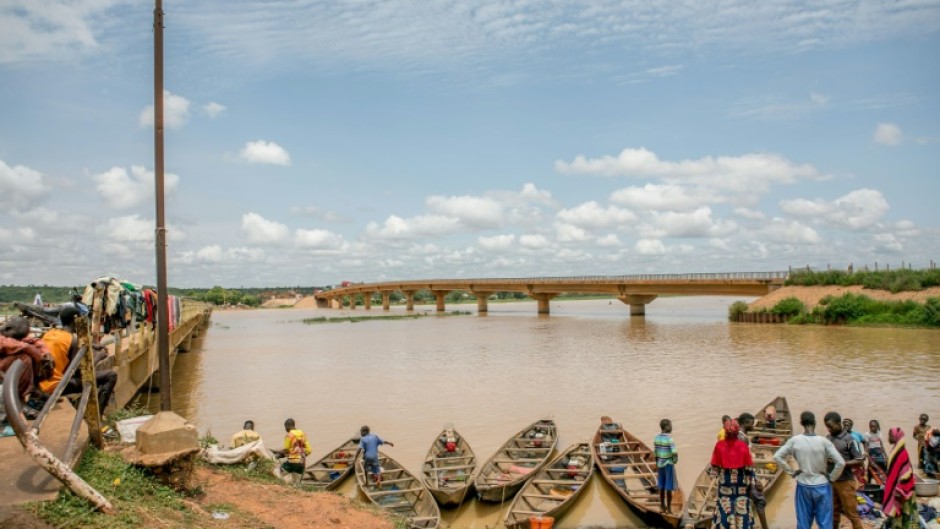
[1,0,938,287]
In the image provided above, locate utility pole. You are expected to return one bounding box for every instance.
[153,0,171,411]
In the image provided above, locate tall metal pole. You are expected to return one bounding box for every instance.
[153,0,172,411]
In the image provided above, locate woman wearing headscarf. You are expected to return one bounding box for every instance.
[710,418,756,529]
[883,427,917,529]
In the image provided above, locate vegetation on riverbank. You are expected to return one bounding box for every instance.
[785,268,940,292]
[734,293,940,327]
[27,446,399,529]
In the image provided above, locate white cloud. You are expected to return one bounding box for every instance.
[596,234,622,247]
[241,212,289,244]
[426,195,503,229]
[635,238,667,255]
[102,214,185,244]
[873,123,903,146]
[556,148,824,203]
[810,92,829,106]
[0,0,123,63]
[294,228,345,249]
[365,214,461,240]
[204,102,226,118]
[139,90,191,129]
[290,206,345,223]
[760,219,821,245]
[478,234,515,251]
[646,207,737,238]
[93,165,180,208]
[610,183,708,210]
[178,245,266,264]
[553,222,591,242]
[871,233,903,253]
[0,158,49,211]
[556,201,636,229]
[519,234,549,249]
[779,188,889,230]
[239,140,291,166]
[733,207,766,220]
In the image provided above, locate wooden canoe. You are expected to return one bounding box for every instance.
[355,451,441,529]
[590,420,684,528]
[474,419,558,502]
[504,442,595,529]
[681,396,793,528]
[300,437,359,490]
[421,428,476,507]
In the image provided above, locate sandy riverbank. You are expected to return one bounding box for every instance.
[748,285,940,311]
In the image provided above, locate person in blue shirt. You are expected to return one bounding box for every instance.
[355,425,394,486]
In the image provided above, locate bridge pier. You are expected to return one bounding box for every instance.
[531,293,557,314]
[381,291,391,311]
[331,298,342,310]
[618,294,658,317]
[402,290,416,311]
[433,291,448,312]
[348,295,356,310]
[471,292,489,313]
[316,297,330,309]
[363,294,372,310]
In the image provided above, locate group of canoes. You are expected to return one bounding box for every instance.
[293,396,793,529]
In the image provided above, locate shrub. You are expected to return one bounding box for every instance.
[784,268,936,292]
[771,297,806,317]
[728,301,749,321]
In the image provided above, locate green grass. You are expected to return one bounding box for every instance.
[785,268,940,292]
[29,448,195,529]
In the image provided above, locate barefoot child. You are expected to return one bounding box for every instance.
[654,418,679,514]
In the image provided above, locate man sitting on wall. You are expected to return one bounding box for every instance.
[0,316,53,418]
[39,307,117,413]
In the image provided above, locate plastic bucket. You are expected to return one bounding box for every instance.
[528,516,555,529]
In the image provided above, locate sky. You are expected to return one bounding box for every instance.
[1,0,939,288]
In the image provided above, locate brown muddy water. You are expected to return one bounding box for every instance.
[165,297,939,528]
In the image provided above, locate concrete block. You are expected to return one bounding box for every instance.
[135,411,198,455]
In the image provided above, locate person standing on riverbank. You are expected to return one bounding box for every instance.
[825,412,864,529]
[883,427,917,529]
[867,420,887,475]
[914,414,930,470]
[773,411,844,529]
[738,412,769,529]
[654,418,679,514]
[356,425,394,487]
[710,418,756,529]
[0,316,52,411]
[277,418,311,476]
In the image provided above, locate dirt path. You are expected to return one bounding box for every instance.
[195,468,393,529]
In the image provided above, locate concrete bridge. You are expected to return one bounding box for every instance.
[314,272,788,316]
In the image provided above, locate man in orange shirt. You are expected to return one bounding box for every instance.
[40,307,117,411]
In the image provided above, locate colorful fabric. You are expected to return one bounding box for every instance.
[883,432,914,518]
[654,433,677,467]
[794,482,833,529]
[711,439,753,470]
[885,495,918,529]
[657,464,677,491]
[39,328,74,394]
[723,418,740,440]
[283,429,311,465]
[712,467,754,529]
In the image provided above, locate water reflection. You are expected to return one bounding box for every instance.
[169,297,940,528]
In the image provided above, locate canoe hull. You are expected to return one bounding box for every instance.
[301,437,359,490]
[504,442,595,529]
[591,421,684,528]
[474,419,558,503]
[355,451,441,529]
[422,428,476,508]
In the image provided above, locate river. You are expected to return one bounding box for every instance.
[166,296,940,528]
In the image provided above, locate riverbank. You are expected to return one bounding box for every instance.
[749,285,940,311]
[24,447,395,529]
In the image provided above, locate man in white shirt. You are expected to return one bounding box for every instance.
[774,411,845,529]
